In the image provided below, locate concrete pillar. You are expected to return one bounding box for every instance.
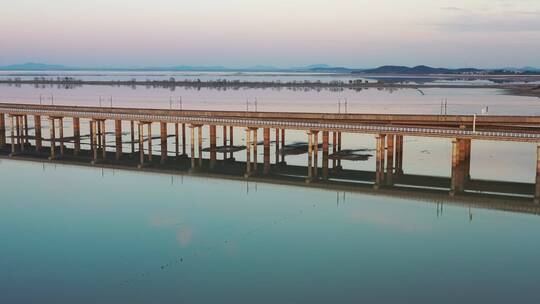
[115,120,123,161]
[0,113,5,147]
[147,123,152,162]
[101,120,106,159]
[280,129,286,164]
[245,128,251,176]
[386,135,394,186]
[458,139,467,192]
[97,120,102,150]
[131,121,135,155]
[450,139,460,196]
[275,128,280,165]
[138,122,144,166]
[263,128,270,174]
[395,135,403,176]
[182,123,186,156]
[534,145,540,204]
[464,139,471,181]
[223,125,227,160]
[307,131,313,180]
[16,116,21,151]
[253,128,258,173]
[73,117,80,155]
[49,117,56,160]
[175,123,179,158]
[190,125,195,168]
[198,126,203,167]
[229,126,234,159]
[332,132,337,169]
[9,115,15,155]
[35,115,42,152]
[374,134,386,189]
[160,122,167,164]
[210,125,217,169]
[337,132,342,169]
[322,131,329,179]
[313,131,319,179]
[59,117,64,157]
[24,115,29,144]
[91,120,97,162]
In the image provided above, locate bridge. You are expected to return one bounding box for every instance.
[1,102,540,206]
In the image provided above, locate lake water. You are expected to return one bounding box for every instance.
[1,159,539,303]
[1,72,540,303]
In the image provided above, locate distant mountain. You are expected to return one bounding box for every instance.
[0,62,538,75]
[0,62,72,71]
[356,65,483,75]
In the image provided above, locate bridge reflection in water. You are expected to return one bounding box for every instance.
[1,102,540,210]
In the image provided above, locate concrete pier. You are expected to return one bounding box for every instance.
[210,125,216,169]
[49,117,56,160]
[35,115,42,152]
[73,117,80,155]
[374,134,386,189]
[386,135,394,186]
[160,122,167,164]
[115,120,122,160]
[0,113,5,147]
[263,128,270,174]
[322,131,329,179]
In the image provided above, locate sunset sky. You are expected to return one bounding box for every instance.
[1,0,539,68]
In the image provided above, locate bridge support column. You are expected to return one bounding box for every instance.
[58,117,64,157]
[9,115,15,155]
[253,128,258,174]
[374,134,386,189]
[229,126,234,160]
[0,113,5,148]
[34,115,42,152]
[175,123,179,159]
[464,139,471,181]
[130,121,135,156]
[49,117,56,160]
[73,117,80,156]
[160,122,167,164]
[534,145,540,204]
[386,135,394,186]
[275,128,280,165]
[395,135,403,176]
[198,126,203,167]
[245,128,252,177]
[101,120,106,160]
[24,115,30,145]
[322,131,329,179]
[138,122,145,167]
[210,125,217,169]
[90,120,97,163]
[190,125,196,169]
[337,132,342,170]
[147,123,152,162]
[115,120,123,161]
[307,131,313,182]
[263,128,270,174]
[280,129,286,165]
[182,123,186,156]
[223,125,228,160]
[97,120,102,151]
[313,131,319,179]
[450,139,462,196]
[332,132,337,170]
[16,116,22,152]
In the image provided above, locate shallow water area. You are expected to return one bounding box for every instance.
[1,160,540,303]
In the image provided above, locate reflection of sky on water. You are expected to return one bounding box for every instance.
[1,160,540,303]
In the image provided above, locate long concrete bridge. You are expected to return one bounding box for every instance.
[1,102,540,205]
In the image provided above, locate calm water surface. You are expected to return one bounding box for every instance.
[1,160,540,303]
